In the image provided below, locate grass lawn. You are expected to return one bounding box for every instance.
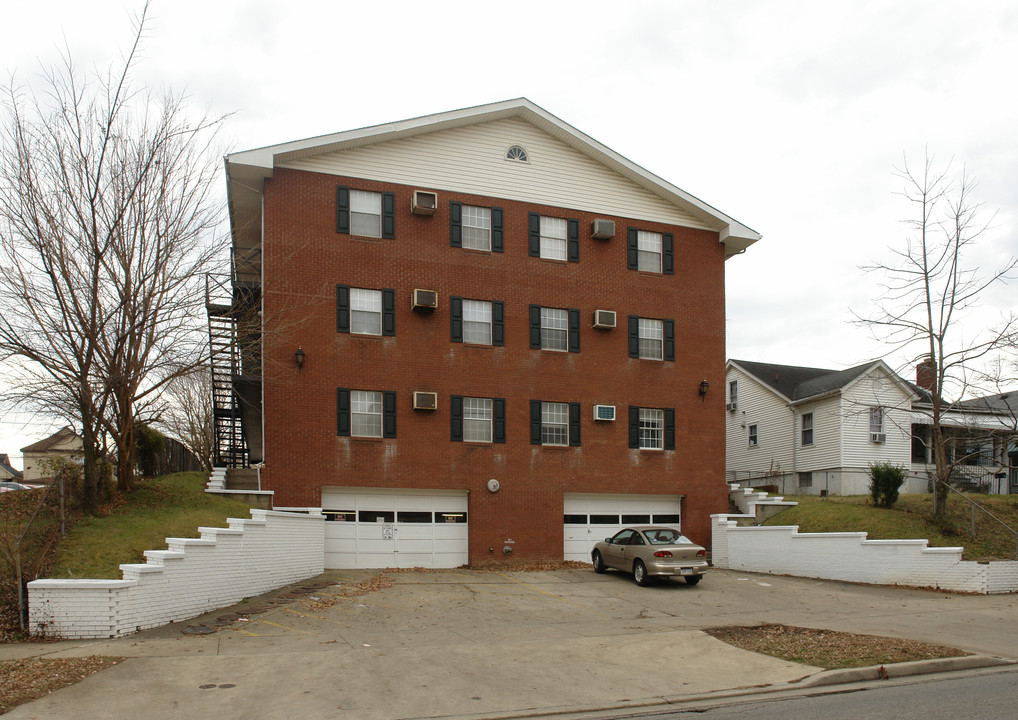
[49,472,255,579]
[762,492,1018,561]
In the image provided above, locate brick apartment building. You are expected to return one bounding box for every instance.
[221,99,760,568]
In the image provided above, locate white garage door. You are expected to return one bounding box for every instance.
[563,493,682,562]
[322,488,468,569]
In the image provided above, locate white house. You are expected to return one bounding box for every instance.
[726,359,1018,496]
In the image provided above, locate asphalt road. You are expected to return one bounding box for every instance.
[602,667,1018,720]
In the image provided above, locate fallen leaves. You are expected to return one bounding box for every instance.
[0,656,122,714]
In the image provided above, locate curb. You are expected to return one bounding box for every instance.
[793,653,1016,688]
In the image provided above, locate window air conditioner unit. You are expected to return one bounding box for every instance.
[591,218,615,240]
[870,432,886,443]
[592,309,616,329]
[413,391,438,411]
[411,190,438,216]
[726,402,738,412]
[593,404,616,421]
[412,288,438,311]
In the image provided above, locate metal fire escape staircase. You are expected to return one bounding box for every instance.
[206,275,248,468]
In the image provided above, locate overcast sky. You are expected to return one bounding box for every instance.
[1,0,1016,467]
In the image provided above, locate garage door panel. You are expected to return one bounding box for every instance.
[563,493,681,563]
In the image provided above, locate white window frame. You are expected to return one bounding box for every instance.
[869,407,883,434]
[540,216,568,261]
[462,205,491,251]
[462,299,492,345]
[349,190,382,238]
[639,408,664,450]
[637,230,663,273]
[729,380,738,405]
[463,397,493,443]
[351,390,383,438]
[638,318,664,360]
[349,288,382,335]
[801,412,814,446]
[748,424,758,447]
[542,402,569,446]
[540,307,568,351]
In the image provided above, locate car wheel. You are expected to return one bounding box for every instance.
[684,575,702,586]
[592,550,606,574]
[633,559,651,587]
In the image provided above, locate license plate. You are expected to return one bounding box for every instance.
[680,568,693,576]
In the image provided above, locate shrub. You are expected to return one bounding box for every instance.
[869,462,906,508]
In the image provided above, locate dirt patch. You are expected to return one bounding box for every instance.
[705,623,970,669]
[0,656,122,714]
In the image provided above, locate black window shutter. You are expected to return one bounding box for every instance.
[628,315,640,358]
[568,309,580,353]
[337,388,351,436]
[381,192,395,239]
[492,207,504,252]
[494,398,506,443]
[492,301,505,346]
[336,186,350,234]
[627,227,638,270]
[664,408,675,450]
[528,212,541,257]
[530,400,542,444]
[628,406,640,448]
[664,319,675,361]
[383,391,397,438]
[382,289,396,336]
[450,296,463,343]
[450,395,463,442]
[449,201,462,247]
[663,232,674,275]
[569,402,581,447]
[567,219,580,263]
[336,285,350,333]
[529,305,542,349]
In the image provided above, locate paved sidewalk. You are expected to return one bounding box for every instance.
[3,568,1017,719]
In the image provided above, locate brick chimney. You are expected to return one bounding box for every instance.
[916,357,937,393]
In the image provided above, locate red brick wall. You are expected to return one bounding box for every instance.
[260,168,728,562]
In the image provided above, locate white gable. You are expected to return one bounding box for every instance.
[279,118,712,229]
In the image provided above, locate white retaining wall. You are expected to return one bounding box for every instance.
[28,509,325,638]
[711,514,1018,594]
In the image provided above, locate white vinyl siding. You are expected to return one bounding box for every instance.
[841,368,913,469]
[280,118,713,231]
[724,365,795,477]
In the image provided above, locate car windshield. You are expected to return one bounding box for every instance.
[644,529,692,545]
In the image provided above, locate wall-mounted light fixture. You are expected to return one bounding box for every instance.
[698,380,710,401]
[295,347,305,372]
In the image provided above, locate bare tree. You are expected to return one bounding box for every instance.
[160,369,215,472]
[856,151,1017,517]
[0,3,227,510]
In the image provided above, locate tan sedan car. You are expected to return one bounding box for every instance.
[591,526,708,586]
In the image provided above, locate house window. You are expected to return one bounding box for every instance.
[627,227,674,274]
[801,412,814,446]
[638,318,663,360]
[450,297,504,346]
[748,424,758,447]
[869,407,883,434]
[350,190,382,237]
[639,408,664,449]
[336,286,395,336]
[729,381,738,405]
[463,397,492,442]
[337,388,396,438]
[798,471,813,488]
[462,206,491,251]
[540,216,567,261]
[462,300,492,345]
[637,230,663,272]
[506,145,528,162]
[628,316,674,361]
[351,390,383,437]
[350,289,382,335]
[531,400,581,446]
[541,308,568,351]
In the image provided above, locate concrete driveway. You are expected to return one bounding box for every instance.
[4,567,1018,720]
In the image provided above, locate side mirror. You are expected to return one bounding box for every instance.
[605,537,612,544]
